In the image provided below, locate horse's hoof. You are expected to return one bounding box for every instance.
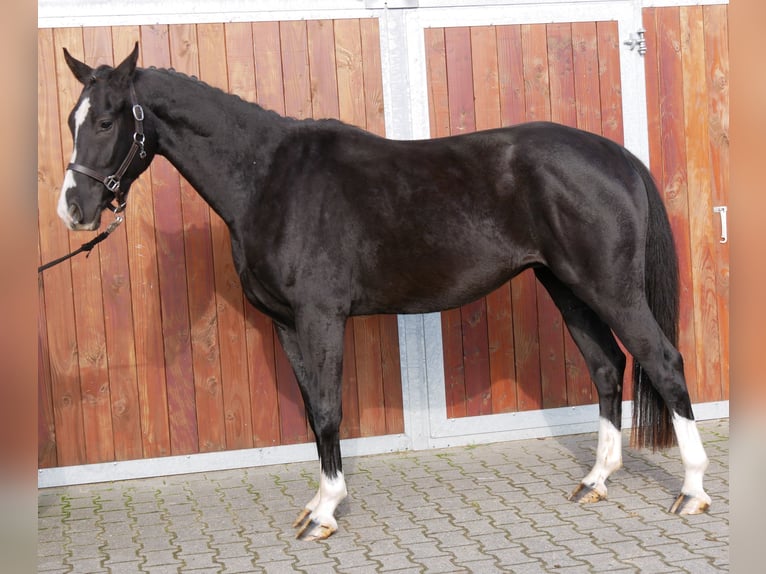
[293,508,337,541]
[292,508,311,529]
[669,493,711,515]
[568,482,607,503]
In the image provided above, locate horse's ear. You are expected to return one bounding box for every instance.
[109,42,139,87]
[63,48,94,85]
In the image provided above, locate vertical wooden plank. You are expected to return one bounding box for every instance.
[275,19,312,443]
[680,6,722,403]
[38,27,86,466]
[470,26,500,132]
[307,19,340,120]
[245,308,280,447]
[546,23,577,127]
[169,23,227,453]
[597,21,624,145]
[359,18,386,137]
[425,27,465,419]
[249,20,285,448]
[424,28,451,139]
[446,26,493,417]
[467,25,502,417]
[192,22,253,451]
[497,24,540,412]
[141,24,199,455]
[637,9,660,406]
[280,20,312,120]
[521,24,552,122]
[496,25,526,128]
[443,27,479,422]
[220,22,260,449]
[546,22,592,407]
[471,25,517,416]
[703,4,730,400]
[525,23,569,410]
[521,24,553,411]
[442,308,466,419]
[340,322,361,440]
[380,315,404,434]
[461,299,493,416]
[335,19,366,130]
[354,317,387,435]
[54,26,115,464]
[253,21,287,115]
[83,27,144,462]
[38,277,57,468]
[643,8,663,180]
[360,18,403,432]
[76,27,116,463]
[655,7,699,400]
[334,18,367,439]
[274,324,309,445]
[445,27,475,134]
[113,26,171,459]
[572,22,602,135]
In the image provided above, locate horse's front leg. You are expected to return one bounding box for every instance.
[275,317,348,541]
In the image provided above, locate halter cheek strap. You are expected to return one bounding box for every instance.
[67,84,146,214]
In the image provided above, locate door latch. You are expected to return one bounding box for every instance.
[713,206,728,244]
[624,28,647,56]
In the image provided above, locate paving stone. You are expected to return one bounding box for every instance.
[37,419,729,574]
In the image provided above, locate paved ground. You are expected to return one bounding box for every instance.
[38,418,729,573]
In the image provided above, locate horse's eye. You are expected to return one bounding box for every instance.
[99,120,113,131]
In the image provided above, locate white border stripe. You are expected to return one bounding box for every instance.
[37,0,728,29]
[38,401,727,488]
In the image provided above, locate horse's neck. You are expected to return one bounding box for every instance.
[141,70,291,227]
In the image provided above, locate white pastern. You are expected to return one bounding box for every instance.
[57,97,91,227]
[310,470,347,530]
[581,418,623,495]
[672,413,710,501]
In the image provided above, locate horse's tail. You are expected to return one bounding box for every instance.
[627,153,679,450]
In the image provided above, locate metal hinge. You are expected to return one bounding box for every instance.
[624,28,647,56]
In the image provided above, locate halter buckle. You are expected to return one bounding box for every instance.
[104,175,121,193]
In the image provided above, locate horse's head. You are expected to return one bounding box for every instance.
[58,43,153,230]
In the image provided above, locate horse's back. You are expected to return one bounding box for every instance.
[246,121,647,316]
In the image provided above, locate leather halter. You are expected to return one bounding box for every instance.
[67,84,146,214]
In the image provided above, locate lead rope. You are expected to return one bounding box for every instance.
[37,215,124,273]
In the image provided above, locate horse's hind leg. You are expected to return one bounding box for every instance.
[274,317,348,540]
[604,303,711,515]
[535,269,627,503]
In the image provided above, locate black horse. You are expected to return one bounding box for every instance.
[57,44,710,540]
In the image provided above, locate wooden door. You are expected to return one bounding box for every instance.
[425,12,729,421]
[37,19,404,470]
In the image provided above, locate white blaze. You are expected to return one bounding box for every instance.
[57,97,91,226]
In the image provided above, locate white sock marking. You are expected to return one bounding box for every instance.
[57,97,90,226]
[672,413,710,500]
[305,469,347,531]
[582,417,623,492]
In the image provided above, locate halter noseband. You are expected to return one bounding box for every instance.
[67,84,146,214]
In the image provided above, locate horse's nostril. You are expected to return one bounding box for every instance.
[68,203,83,224]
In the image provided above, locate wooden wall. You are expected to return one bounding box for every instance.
[426,21,627,417]
[643,4,730,404]
[38,5,730,470]
[426,8,729,419]
[37,19,404,469]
